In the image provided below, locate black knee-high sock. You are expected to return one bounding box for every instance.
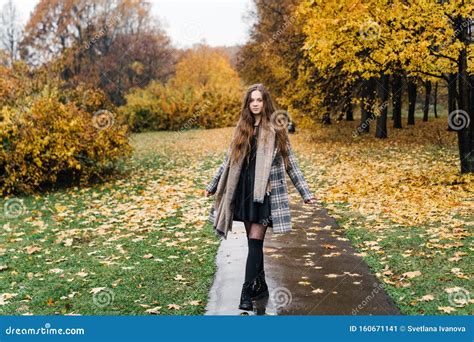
[245,238,264,283]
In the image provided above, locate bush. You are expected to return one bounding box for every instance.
[0,87,133,195]
[120,81,242,132]
[119,45,243,132]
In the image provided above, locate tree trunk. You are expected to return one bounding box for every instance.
[407,79,417,125]
[392,73,403,128]
[447,73,457,131]
[457,17,474,173]
[434,82,438,118]
[423,81,432,122]
[358,78,376,133]
[344,89,354,121]
[322,113,331,125]
[376,74,389,138]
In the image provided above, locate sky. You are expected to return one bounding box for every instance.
[0,0,255,48]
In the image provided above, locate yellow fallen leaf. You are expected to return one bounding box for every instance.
[90,287,106,294]
[48,268,64,274]
[55,204,68,212]
[402,271,421,278]
[167,304,181,310]
[325,274,340,278]
[145,306,162,314]
[26,246,41,254]
[174,274,185,281]
[420,294,435,301]
[312,288,325,294]
[437,306,456,313]
[444,286,467,294]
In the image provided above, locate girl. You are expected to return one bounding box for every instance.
[205,83,316,311]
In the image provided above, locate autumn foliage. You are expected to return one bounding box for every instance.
[120,45,244,131]
[237,0,474,173]
[0,62,132,195]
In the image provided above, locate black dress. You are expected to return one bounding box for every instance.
[233,125,273,227]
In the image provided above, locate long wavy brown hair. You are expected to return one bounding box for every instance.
[229,83,290,169]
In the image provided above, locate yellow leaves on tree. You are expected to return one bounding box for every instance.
[0,87,132,195]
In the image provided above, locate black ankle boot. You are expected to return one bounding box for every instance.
[250,270,269,300]
[238,280,254,311]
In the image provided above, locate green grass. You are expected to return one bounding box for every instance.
[0,132,222,315]
[325,202,473,315]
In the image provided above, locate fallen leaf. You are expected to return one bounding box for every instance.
[145,306,162,314]
[90,287,106,294]
[167,304,181,310]
[437,306,456,313]
[311,288,325,294]
[48,268,64,274]
[26,246,41,254]
[420,294,435,301]
[402,271,421,279]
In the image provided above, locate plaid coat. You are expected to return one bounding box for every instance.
[206,140,314,234]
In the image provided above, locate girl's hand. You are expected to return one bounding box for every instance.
[304,197,317,205]
[205,190,213,197]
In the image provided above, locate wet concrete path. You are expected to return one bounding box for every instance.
[205,185,401,316]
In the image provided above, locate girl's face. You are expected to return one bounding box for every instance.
[249,90,263,115]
